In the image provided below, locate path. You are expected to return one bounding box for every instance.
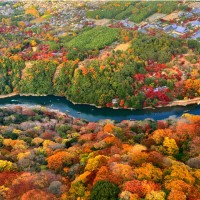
[0,92,18,99]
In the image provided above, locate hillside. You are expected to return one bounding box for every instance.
[0,1,199,109]
[0,33,200,109]
[0,106,200,199]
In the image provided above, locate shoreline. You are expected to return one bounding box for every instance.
[1,104,78,122]
[0,92,18,99]
[0,92,200,110]
[71,97,200,110]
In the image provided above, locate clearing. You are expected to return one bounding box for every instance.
[162,11,182,21]
[146,13,166,22]
[92,19,111,26]
[114,42,131,51]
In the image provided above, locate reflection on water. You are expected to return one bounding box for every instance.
[0,95,200,122]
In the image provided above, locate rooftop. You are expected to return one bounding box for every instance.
[163,24,177,32]
[174,26,187,33]
[191,8,200,14]
[189,20,200,26]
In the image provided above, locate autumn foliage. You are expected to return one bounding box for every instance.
[0,107,200,199]
[47,151,73,171]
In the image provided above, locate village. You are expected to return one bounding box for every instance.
[0,1,199,44]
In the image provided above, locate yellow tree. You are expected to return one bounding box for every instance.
[135,163,163,182]
[25,7,40,18]
[163,137,179,155]
[164,163,195,185]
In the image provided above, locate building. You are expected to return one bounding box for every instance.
[163,24,177,32]
[172,26,187,35]
[191,8,200,15]
[185,12,193,18]
[189,20,200,27]
[153,86,168,92]
[112,99,118,104]
[120,20,135,28]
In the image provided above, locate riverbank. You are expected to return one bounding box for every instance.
[3,104,74,119]
[0,92,18,99]
[0,92,200,111]
[70,97,200,110]
[167,97,200,107]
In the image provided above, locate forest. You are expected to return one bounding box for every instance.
[0,1,200,199]
[0,32,199,109]
[0,106,200,200]
[0,57,25,95]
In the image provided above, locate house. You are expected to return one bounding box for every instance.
[120,20,135,28]
[153,86,168,92]
[163,24,177,32]
[138,24,157,33]
[112,99,118,104]
[191,30,200,39]
[173,26,187,35]
[185,12,193,18]
[189,20,200,27]
[191,8,200,15]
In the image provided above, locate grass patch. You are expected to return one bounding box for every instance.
[65,26,119,50]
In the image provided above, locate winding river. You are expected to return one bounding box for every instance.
[0,95,200,122]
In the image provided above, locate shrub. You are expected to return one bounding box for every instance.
[145,190,166,200]
[168,190,186,200]
[90,180,120,200]
[56,124,72,138]
[4,131,18,140]
[0,160,15,172]
[48,181,62,195]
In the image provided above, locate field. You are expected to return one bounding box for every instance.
[86,2,132,19]
[66,26,119,50]
[86,2,178,23]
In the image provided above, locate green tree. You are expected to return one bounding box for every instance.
[90,180,120,200]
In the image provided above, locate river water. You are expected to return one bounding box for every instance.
[0,95,200,122]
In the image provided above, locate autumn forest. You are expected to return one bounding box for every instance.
[0,1,200,200]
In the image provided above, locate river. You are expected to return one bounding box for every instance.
[0,95,200,122]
